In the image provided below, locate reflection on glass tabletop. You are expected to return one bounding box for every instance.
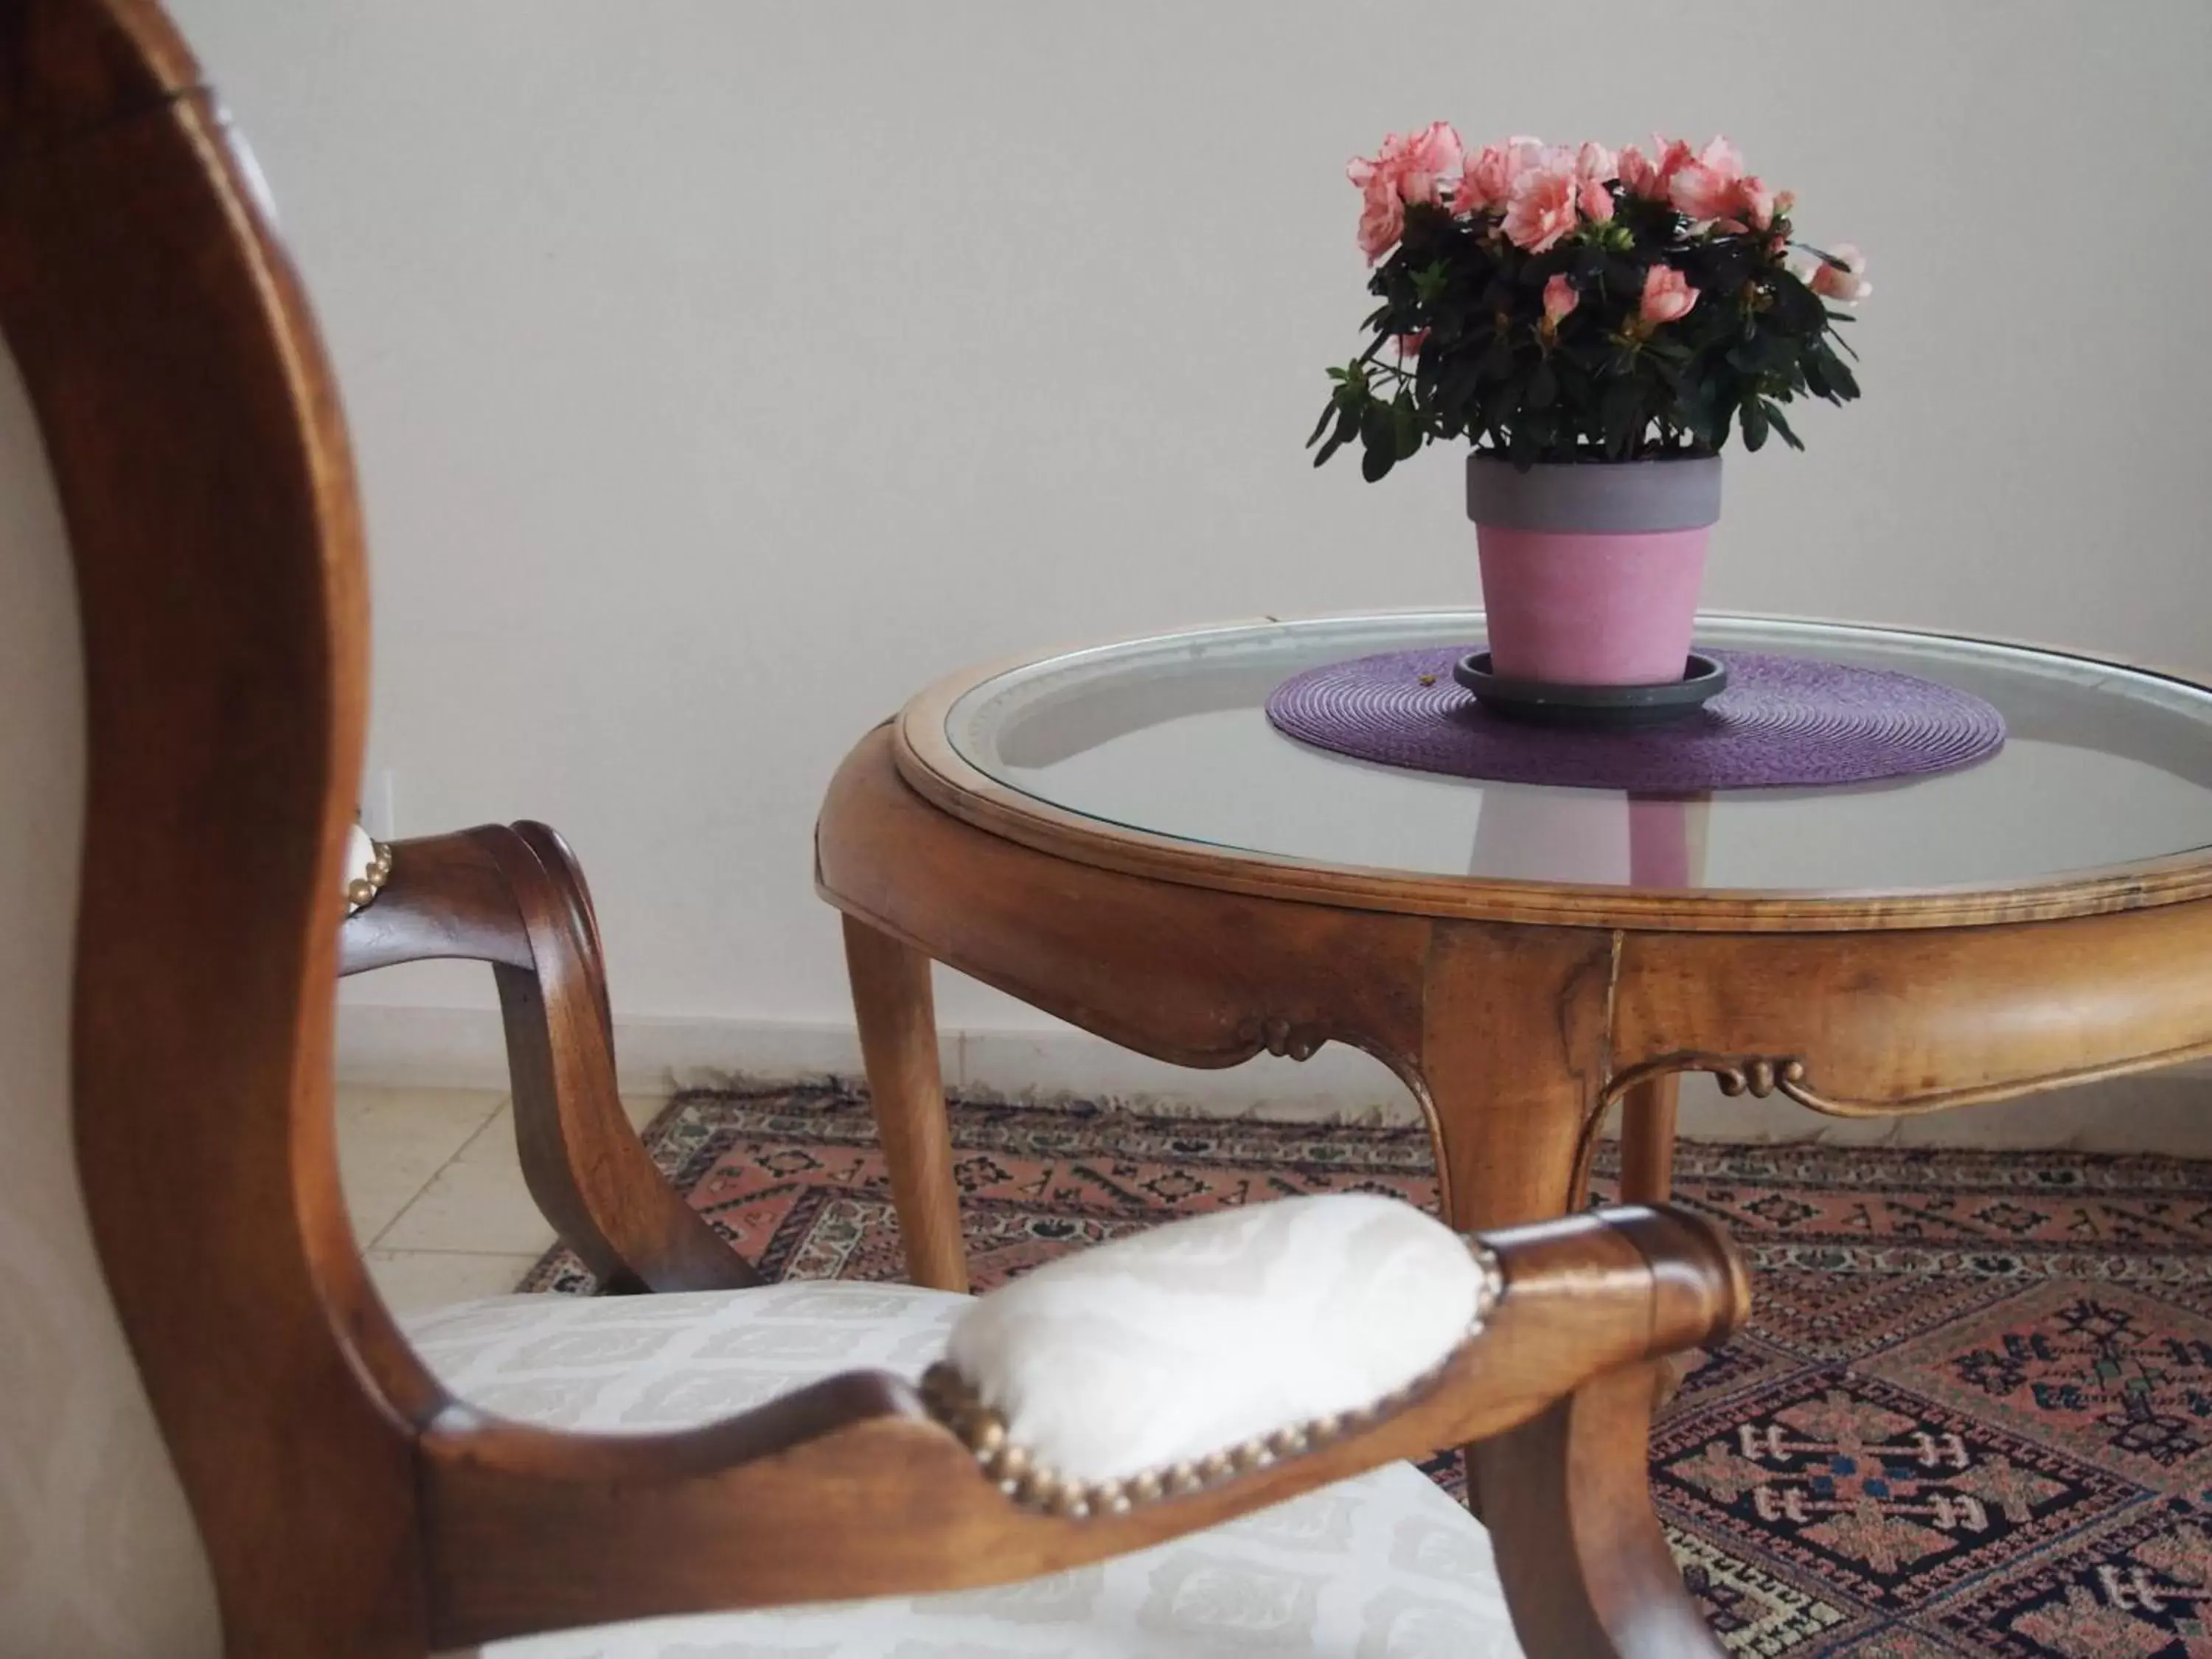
[938,614,2212,893]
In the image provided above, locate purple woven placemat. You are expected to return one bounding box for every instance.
[1265,648,2005,791]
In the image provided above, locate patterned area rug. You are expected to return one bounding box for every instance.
[522,1085,2212,1656]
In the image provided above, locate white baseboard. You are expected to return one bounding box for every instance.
[335,1004,2212,1155]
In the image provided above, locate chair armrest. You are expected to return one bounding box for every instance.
[922,1193,1742,1515]
[930,1191,1496,1503]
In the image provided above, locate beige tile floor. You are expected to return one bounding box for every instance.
[336,1083,664,1314]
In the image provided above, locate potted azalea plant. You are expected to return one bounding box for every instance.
[1313,127,1869,689]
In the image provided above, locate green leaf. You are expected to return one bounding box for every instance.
[1312,401,1360,467]
[1391,394,1424,460]
[1359,403,1398,482]
[1762,400,1804,451]
[1765,271,1826,334]
[1481,374,1523,433]
[1526,359,1558,409]
[1438,356,1484,417]
[1599,380,1641,457]
[1739,397,1770,452]
[1812,342,1860,399]
[1306,400,1338,447]
[1728,330,1798,376]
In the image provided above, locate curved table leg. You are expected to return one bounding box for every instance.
[1416,920,1615,1233]
[843,915,969,1292]
[1418,920,1710,1649]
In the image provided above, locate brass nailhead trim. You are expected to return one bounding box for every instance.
[347,840,395,912]
[925,1238,1506,1517]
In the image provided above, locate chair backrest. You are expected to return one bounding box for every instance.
[0,2,431,1650]
[0,205,223,1659]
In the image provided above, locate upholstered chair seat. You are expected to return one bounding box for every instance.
[408,1195,1525,1657]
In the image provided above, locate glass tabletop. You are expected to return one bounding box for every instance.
[939,614,2212,894]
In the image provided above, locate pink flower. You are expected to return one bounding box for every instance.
[1806,243,1871,304]
[1638,263,1699,327]
[1579,175,1615,223]
[1348,122,1466,209]
[1348,122,1467,260]
[1618,145,1659,198]
[1355,175,1405,264]
[1575,141,1618,183]
[1669,136,1779,231]
[1669,136,1747,222]
[1732,175,1775,232]
[1541,273,1579,333]
[1502,154,1580,252]
[1456,136,1550,215]
[1619,136,1697,201]
[1397,330,1430,358]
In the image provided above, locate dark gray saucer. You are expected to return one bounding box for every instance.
[1451,651,1729,728]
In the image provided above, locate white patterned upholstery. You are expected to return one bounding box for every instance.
[947,1192,1489,1484]
[407,1280,1522,1658]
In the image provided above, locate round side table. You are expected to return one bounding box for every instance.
[816,613,2212,1293]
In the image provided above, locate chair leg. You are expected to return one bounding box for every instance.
[473,826,759,1293]
[1472,1361,1723,1659]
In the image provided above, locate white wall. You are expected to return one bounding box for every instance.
[166,1,2212,1120]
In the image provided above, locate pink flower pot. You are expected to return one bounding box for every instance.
[1467,455,1722,686]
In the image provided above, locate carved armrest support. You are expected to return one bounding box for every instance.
[340,822,754,1297]
[417,1199,1745,1647]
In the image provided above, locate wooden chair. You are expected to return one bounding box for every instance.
[0,3,1746,1654]
[338,821,761,1293]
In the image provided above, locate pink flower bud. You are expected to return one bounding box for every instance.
[1807,243,1871,304]
[1638,264,1699,327]
[1542,274,1580,331]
